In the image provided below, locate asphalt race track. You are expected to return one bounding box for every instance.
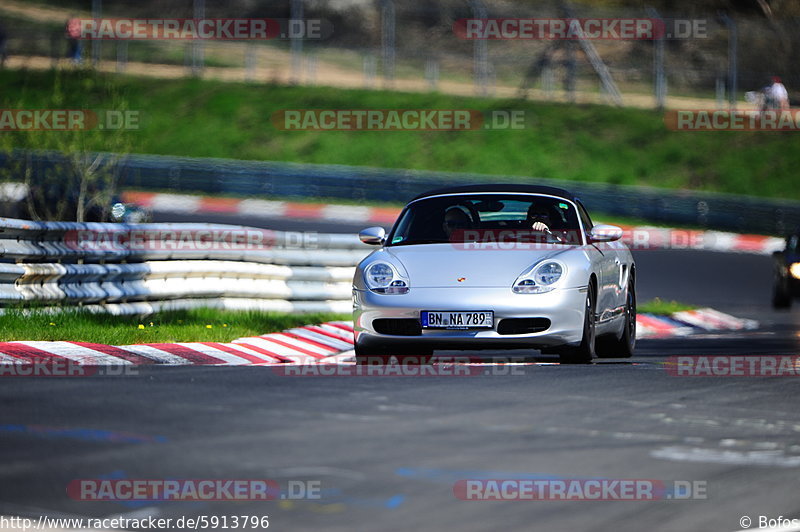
[0,213,798,531]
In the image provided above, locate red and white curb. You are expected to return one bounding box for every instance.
[122,191,401,225]
[636,314,695,339]
[0,308,757,366]
[0,322,355,367]
[670,308,759,332]
[121,191,785,255]
[637,308,758,339]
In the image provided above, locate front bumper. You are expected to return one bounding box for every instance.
[353,286,587,351]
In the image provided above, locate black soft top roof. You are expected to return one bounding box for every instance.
[411,184,579,203]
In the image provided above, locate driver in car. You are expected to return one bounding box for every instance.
[527,204,553,233]
[526,204,569,244]
[442,206,473,240]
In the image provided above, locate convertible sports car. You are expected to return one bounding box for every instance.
[772,230,800,308]
[352,184,636,364]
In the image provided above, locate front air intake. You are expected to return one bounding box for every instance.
[373,318,422,336]
[497,318,551,335]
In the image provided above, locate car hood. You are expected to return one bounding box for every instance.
[385,244,575,288]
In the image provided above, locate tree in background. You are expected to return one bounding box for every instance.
[0,68,134,222]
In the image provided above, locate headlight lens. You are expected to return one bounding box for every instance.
[533,262,563,285]
[364,262,409,294]
[367,263,393,286]
[790,262,800,280]
[513,261,565,294]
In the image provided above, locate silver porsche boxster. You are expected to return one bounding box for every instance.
[352,184,636,364]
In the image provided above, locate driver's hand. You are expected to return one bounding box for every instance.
[531,222,550,232]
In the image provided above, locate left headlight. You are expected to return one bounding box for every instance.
[513,261,565,294]
[364,261,410,294]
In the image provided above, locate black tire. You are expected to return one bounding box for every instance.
[355,344,432,365]
[558,284,596,364]
[772,270,792,309]
[596,276,636,359]
[395,352,434,365]
[354,342,388,365]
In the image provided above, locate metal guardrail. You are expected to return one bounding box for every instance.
[0,217,368,315]
[0,211,785,314]
[3,150,799,235]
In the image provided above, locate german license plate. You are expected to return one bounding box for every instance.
[420,311,493,329]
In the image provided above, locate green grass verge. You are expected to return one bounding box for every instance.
[638,298,699,315]
[2,69,799,200]
[0,308,350,344]
[0,301,699,344]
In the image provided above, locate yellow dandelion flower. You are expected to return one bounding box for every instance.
[138,324,145,329]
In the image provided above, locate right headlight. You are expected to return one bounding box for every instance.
[364,261,410,294]
[513,261,566,294]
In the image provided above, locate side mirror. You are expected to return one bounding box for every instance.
[589,224,623,243]
[359,226,386,245]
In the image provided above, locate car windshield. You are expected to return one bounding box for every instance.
[387,194,584,246]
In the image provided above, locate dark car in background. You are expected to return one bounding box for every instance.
[0,182,150,223]
[772,231,800,308]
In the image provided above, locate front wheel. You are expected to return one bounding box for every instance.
[558,284,596,364]
[596,277,636,359]
[355,343,433,365]
[772,270,792,309]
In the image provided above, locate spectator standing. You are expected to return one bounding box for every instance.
[766,76,790,110]
[65,17,82,64]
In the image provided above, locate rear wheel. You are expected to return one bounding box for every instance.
[558,284,596,364]
[596,276,636,359]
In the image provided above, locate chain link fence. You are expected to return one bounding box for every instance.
[1,0,798,108]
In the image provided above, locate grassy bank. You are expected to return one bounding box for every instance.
[0,302,696,344]
[637,298,698,315]
[0,308,349,344]
[2,69,799,199]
